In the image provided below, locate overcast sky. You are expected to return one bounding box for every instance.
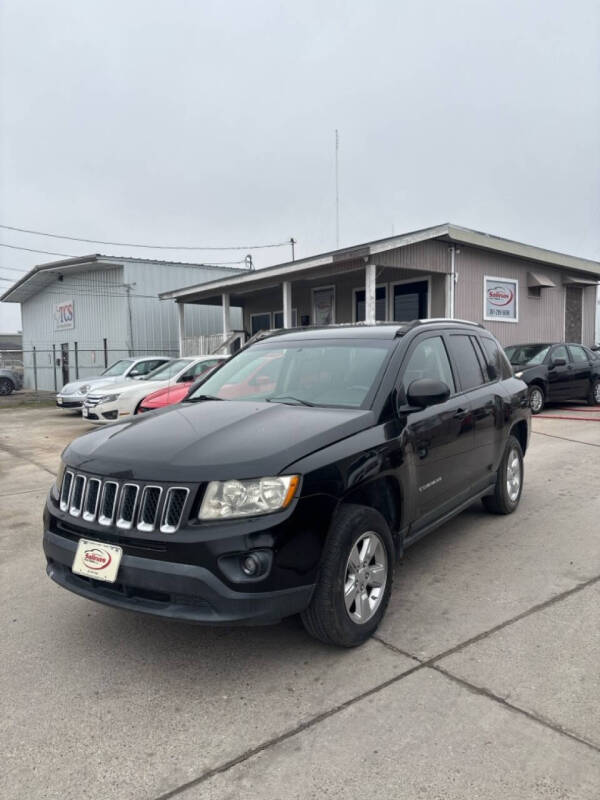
[1,0,599,332]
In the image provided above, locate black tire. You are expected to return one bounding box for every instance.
[301,504,395,648]
[528,385,544,414]
[588,378,600,406]
[0,377,15,396]
[482,435,524,515]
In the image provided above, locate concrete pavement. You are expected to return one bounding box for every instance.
[1,405,599,799]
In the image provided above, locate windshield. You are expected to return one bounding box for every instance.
[144,358,192,381]
[186,341,393,408]
[102,359,134,377]
[504,345,551,366]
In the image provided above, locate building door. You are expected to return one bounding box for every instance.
[61,343,69,386]
[392,281,428,322]
[565,286,583,343]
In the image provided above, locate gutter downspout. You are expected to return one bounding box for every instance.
[449,245,456,319]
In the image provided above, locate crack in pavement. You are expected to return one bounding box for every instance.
[0,440,57,477]
[151,573,600,800]
[531,430,600,448]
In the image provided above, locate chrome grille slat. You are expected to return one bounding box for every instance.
[137,486,162,531]
[160,487,189,534]
[59,470,74,512]
[116,484,139,530]
[98,481,119,526]
[59,472,189,533]
[83,478,101,521]
[69,475,86,517]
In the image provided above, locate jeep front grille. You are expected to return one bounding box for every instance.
[58,472,190,533]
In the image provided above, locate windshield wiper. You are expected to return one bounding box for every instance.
[184,394,225,403]
[266,395,315,406]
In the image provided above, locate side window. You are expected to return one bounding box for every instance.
[447,334,485,391]
[569,345,589,363]
[552,345,569,362]
[401,336,455,394]
[479,337,512,380]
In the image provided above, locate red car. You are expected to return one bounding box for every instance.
[137,357,227,413]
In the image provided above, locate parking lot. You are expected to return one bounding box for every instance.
[1,403,599,800]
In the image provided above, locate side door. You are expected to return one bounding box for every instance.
[397,332,474,526]
[546,345,571,401]
[568,345,593,399]
[446,333,498,488]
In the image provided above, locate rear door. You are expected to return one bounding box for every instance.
[398,332,474,526]
[568,345,593,399]
[446,333,499,489]
[546,345,572,401]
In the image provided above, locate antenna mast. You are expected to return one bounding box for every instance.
[335,129,340,248]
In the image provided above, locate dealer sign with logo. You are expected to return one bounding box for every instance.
[483,276,518,323]
[54,299,75,330]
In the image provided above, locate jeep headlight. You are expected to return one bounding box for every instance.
[199,475,299,520]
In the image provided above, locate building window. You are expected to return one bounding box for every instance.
[528,286,541,298]
[250,313,272,335]
[392,280,429,321]
[354,286,387,322]
[312,286,336,326]
[273,309,298,328]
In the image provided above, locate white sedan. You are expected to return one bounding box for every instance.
[82,356,226,423]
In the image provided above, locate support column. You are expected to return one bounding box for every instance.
[222,293,231,336]
[365,262,377,323]
[177,302,185,357]
[282,281,292,328]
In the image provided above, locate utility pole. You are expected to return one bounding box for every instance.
[335,129,340,248]
[124,283,134,356]
[289,237,296,261]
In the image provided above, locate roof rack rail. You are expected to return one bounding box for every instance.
[403,318,485,330]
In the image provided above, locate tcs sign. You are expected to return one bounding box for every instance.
[54,300,75,330]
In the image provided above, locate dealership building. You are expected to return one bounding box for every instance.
[160,224,600,351]
[0,255,243,390]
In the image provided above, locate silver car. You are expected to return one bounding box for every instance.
[56,357,172,410]
[0,368,23,395]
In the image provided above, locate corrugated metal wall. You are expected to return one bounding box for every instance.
[21,266,129,390]
[454,245,598,346]
[123,261,243,353]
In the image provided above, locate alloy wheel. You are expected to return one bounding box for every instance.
[529,388,543,413]
[344,531,388,625]
[506,447,521,502]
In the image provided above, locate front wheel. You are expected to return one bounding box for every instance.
[588,378,600,406]
[301,504,395,647]
[528,385,544,414]
[482,435,524,515]
[0,378,14,395]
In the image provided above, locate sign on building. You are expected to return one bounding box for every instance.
[483,277,518,323]
[54,299,75,330]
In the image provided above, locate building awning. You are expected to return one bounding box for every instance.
[562,275,599,286]
[527,271,556,288]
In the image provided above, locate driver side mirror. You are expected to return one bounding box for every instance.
[405,378,451,409]
[550,357,567,369]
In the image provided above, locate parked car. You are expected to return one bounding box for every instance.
[56,357,172,410]
[137,356,228,413]
[45,320,529,648]
[0,368,23,395]
[83,356,225,423]
[504,342,600,413]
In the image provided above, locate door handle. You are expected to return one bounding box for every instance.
[453,408,468,420]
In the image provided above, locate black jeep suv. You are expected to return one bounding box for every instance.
[44,320,530,647]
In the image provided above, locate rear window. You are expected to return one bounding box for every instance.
[447,335,485,391]
[479,337,513,380]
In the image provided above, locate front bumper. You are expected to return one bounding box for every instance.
[56,394,84,409]
[82,399,121,423]
[43,528,314,625]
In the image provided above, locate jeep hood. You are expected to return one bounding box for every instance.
[65,400,374,482]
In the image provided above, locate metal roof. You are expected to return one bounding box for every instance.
[0,254,245,304]
[159,223,600,303]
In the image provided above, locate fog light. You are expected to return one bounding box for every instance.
[242,554,260,576]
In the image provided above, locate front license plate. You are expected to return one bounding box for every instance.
[57,397,63,405]
[72,539,123,583]
[82,407,89,417]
